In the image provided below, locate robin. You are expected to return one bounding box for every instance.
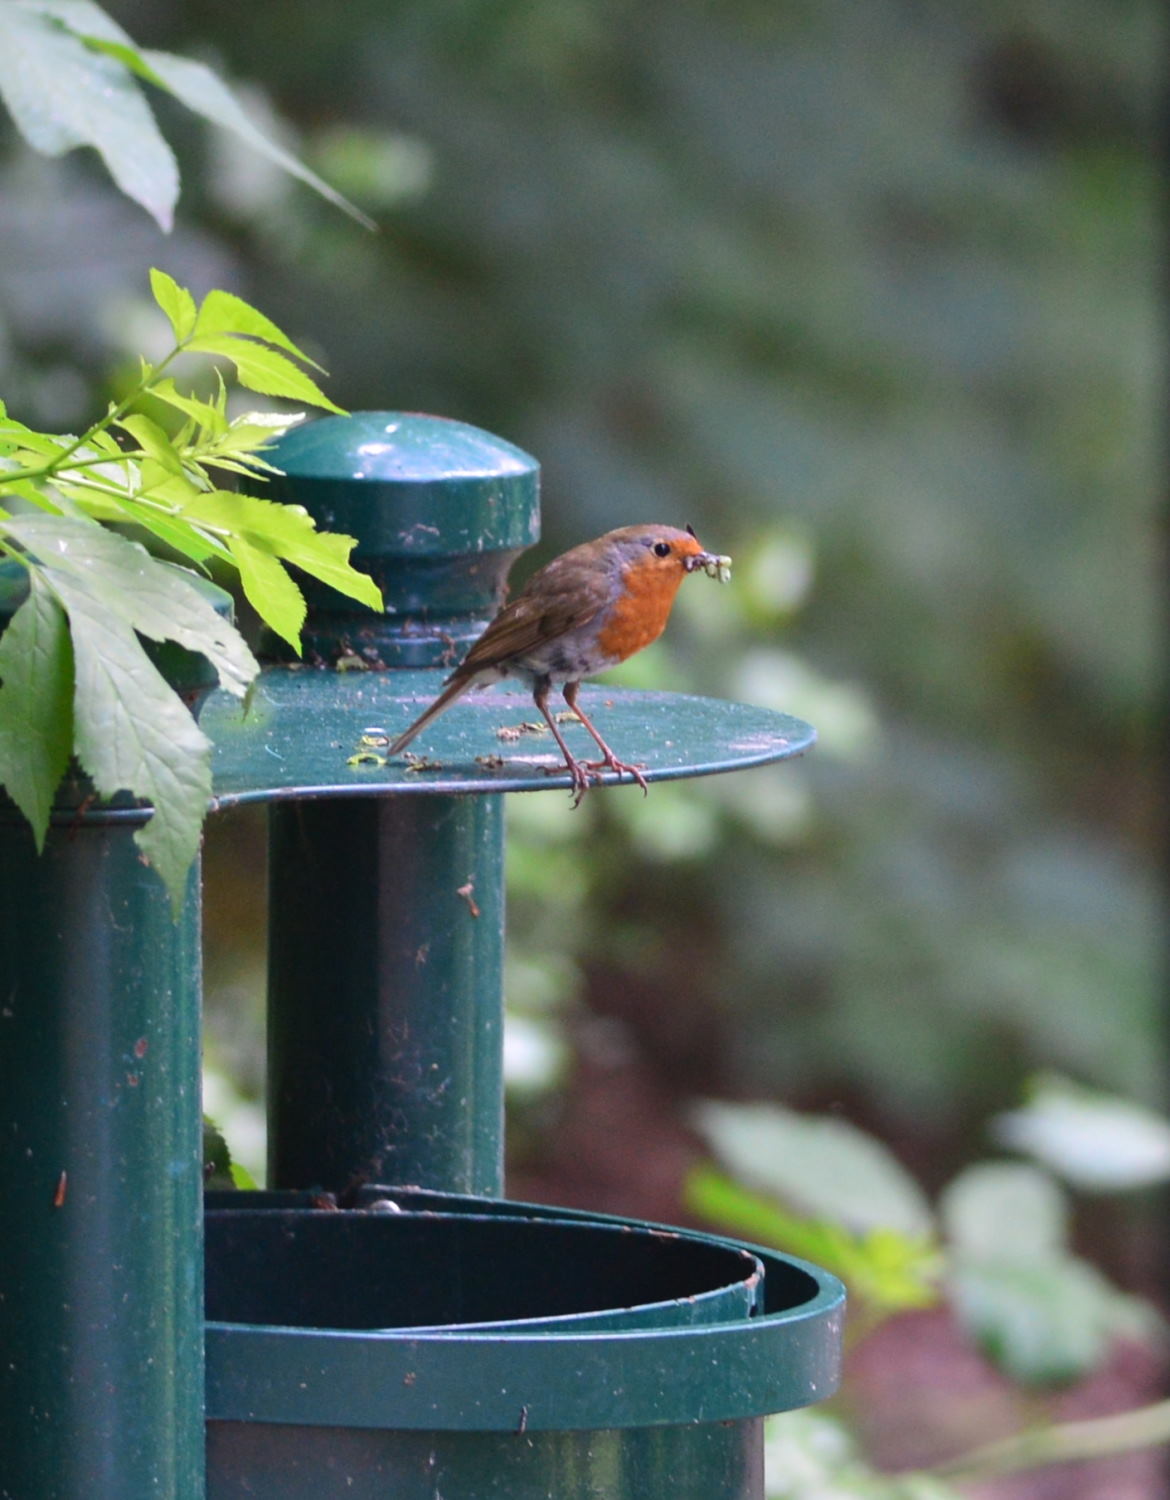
[386,523,732,804]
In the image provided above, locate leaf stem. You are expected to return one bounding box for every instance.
[50,346,183,472]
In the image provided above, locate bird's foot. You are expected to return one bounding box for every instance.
[543,751,649,807]
[542,755,604,808]
[582,753,649,797]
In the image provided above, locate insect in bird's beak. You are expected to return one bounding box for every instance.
[684,549,733,583]
[683,523,732,582]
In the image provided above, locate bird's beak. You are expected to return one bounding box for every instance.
[685,549,733,584]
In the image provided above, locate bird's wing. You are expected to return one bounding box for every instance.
[455,560,608,675]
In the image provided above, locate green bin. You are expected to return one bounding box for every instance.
[204,1190,842,1499]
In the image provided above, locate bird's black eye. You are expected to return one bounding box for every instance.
[653,541,672,557]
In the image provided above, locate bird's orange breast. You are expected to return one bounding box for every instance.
[594,558,686,664]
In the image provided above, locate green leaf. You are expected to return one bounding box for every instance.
[0,6,178,230]
[764,1410,964,1500]
[194,289,321,369]
[3,514,257,698]
[150,378,229,436]
[0,470,65,514]
[229,1159,259,1190]
[940,1162,1068,1262]
[992,1074,1170,1192]
[103,495,224,567]
[183,335,345,413]
[227,533,307,650]
[116,412,188,476]
[42,565,211,910]
[139,48,376,230]
[76,35,167,91]
[691,1098,934,1239]
[181,490,382,613]
[684,1163,940,1315]
[0,569,74,850]
[150,269,197,342]
[949,1254,1155,1389]
[942,1161,1163,1387]
[0,421,70,460]
[202,1116,236,1190]
[16,1,136,46]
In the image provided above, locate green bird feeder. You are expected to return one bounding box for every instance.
[0,413,844,1500]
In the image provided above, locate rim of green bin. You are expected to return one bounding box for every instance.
[206,1207,766,1335]
[204,1191,845,1432]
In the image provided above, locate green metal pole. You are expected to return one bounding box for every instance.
[252,413,538,1200]
[0,811,204,1500]
[267,794,506,1196]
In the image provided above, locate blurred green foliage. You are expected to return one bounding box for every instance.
[0,0,1160,1175]
[692,1089,1169,1494]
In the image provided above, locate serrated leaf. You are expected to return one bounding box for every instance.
[140,48,376,230]
[150,378,229,436]
[211,416,303,456]
[149,269,197,342]
[135,459,209,506]
[4,514,257,698]
[181,490,382,612]
[43,565,210,910]
[0,471,64,513]
[0,7,178,230]
[199,456,283,480]
[194,289,321,369]
[59,442,134,491]
[228,533,306,650]
[105,495,223,567]
[116,412,187,476]
[183,335,345,414]
[0,421,70,460]
[0,569,74,849]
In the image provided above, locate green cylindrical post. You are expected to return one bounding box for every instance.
[0,813,204,1500]
[267,795,505,1194]
[255,413,540,1197]
[0,567,228,1500]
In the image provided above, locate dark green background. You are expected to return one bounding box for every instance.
[0,0,1159,1195]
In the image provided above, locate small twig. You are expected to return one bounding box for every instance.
[930,1399,1170,1483]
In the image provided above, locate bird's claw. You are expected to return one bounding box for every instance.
[566,758,603,808]
[545,754,649,807]
[579,756,654,804]
[582,754,650,798]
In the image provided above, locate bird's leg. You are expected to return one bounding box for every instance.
[562,681,649,797]
[533,678,601,807]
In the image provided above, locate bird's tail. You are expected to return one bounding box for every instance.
[386,671,485,756]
